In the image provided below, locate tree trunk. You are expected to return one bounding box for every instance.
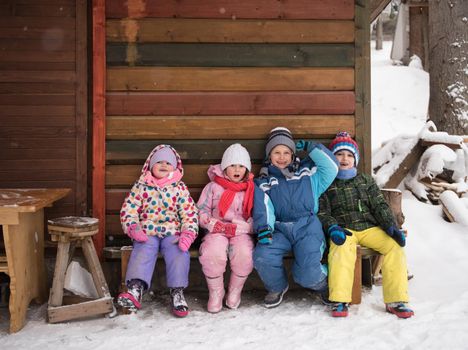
[428,0,468,135]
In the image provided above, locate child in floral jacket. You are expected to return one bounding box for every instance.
[318,132,413,318]
[198,144,255,313]
[117,144,198,317]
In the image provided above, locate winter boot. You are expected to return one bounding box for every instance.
[225,274,248,309]
[386,302,414,319]
[206,276,225,313]
[331,302,349,317]
[117,279,144,312]
[263,284,289,308]
[170,287,189,318]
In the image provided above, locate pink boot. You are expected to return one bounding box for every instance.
[206,276,225,313]
[226,274,247,309]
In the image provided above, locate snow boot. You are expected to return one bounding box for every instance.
[117,279,144,313]
[206,276,225,313]
[331,302,349,317]
[225,274,247,309]
[386,302,414,319]
[170,287,189,318]
[263,284,289,308]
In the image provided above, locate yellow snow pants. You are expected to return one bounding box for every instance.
[328,226,409,304]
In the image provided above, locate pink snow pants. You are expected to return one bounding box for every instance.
[199,233,254,278]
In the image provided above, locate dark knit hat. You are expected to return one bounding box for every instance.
[329,131,360,165]
[265,127,296,156]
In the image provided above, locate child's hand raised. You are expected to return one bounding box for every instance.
[295,140,317,152]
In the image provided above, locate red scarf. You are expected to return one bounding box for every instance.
[214,173,254,220]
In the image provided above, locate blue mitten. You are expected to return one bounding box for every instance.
[385,225,406,247]
[295,140,317,152]
[328,225,352,246]
[257,228,273,245]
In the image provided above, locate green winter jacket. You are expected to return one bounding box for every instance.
[318,173,395,233]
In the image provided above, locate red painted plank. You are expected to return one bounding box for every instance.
[106,0,354,20]
[92,0,106,260]
[106,91,355,116]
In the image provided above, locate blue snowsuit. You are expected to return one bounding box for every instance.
[253,143,339,293]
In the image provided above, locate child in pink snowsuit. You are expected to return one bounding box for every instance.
[198,144,255,313]
[117,144,198,317]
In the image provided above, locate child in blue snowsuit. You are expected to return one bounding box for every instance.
[253,127,339,308]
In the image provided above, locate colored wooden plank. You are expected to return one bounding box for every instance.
[0,62,75,71]
[106,139,333,164]
[106,91,355,116]
[106,18,355,43]
[1,106,74,116]
[106,0,354,20]
[354,0,371,174]
[107,115,355,140]
[107,67,354,91]
[92,0,106,259]
[1,159,75,170]
[0,17,75,40]
[0,38,75,51]
[0,148,74,160]
[0,170,75,182]
[0,138,75,149]
[106,43,354,67]
[13,4,75,17]
[0,83,75,93]
[0,126,76,138]
[106,164,262,187]
[0,50,75,63]
[0,71,75,83]
[0,94,75,105]
[0,116,75,127]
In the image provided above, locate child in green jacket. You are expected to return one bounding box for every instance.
[318,132,414,318]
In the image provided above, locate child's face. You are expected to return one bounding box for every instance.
[151,161,175,179]
[270,145,293,169]
[224,164,247,183]
[335,150,355,170]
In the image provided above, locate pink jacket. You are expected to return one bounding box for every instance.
[197,164,253,236]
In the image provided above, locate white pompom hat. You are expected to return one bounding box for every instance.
[220,143,252,171]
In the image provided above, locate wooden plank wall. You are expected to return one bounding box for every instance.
[104,0,363,246]
[0,0,87,220]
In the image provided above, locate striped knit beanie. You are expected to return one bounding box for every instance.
[265,127,296,156]
[329,131,360,165]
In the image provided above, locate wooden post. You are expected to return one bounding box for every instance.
[355,0,371,174]
[92,0,106,260]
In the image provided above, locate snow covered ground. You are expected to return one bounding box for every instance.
[2,41,468,350]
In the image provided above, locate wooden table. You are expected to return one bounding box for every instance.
[0,188,70,333]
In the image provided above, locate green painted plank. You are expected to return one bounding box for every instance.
[106,43,354,67]
[106,139,333,165]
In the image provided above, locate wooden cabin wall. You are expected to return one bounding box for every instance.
[104,0,367,247]
[0,0,88,220]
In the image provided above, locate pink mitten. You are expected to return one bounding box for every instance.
[127,224,148,242]
[224,223,237,238]
[178,231,196,252]
[213,220,226,234]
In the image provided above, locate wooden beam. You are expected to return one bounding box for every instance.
[355,0,372,174]
[76,0,87,217]
[370,0,392,22]
[92,0,106,260]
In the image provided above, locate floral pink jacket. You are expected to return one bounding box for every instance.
[120,144,198,238]
[197,164,253,236]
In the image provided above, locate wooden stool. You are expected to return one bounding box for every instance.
[47,217,114,323]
